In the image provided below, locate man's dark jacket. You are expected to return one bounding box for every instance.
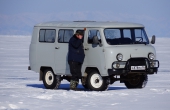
[68,35,85,63]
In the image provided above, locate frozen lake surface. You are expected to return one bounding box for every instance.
[0,35,170,110]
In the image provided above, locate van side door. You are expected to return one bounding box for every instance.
[55,29,74,75]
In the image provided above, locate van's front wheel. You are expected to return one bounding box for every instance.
[124,74,148,89]
[43,69,61,89]
[87,70,108,91]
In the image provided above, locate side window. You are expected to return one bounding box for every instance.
[58,30,64,42]
[123,29,131,39]
[39,29,56,43]
[104,29,121,39]
[58,29,74,43]
[64,30,74,42]
[135,29,147,42]
[88,30,101,44]
[39,29,45,42]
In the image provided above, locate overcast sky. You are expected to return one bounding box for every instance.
[0,0,169,37]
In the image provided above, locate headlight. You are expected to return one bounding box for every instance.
[116,53,123,61]
[148,53,155,60]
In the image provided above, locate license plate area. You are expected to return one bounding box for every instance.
[128,58,148,72]
[131,66,146,70]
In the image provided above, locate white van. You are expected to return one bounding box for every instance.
[28,21,159,91]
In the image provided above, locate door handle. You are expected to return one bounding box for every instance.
[84,48,89,50]
[55,47,60,49]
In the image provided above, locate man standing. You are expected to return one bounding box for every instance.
[68,30,85,90]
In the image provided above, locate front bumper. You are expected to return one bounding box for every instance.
[108,58,159,75]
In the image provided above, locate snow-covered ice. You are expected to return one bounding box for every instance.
[0,35,170,110]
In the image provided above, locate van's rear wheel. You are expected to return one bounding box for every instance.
[43,69,61,89]
[124,74,148,89]
[87,70,108,91]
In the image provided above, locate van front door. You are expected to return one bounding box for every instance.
[84,29,106,75]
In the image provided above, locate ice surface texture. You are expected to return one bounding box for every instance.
[0,35,170,110]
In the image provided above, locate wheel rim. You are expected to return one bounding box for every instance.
[90,73,103,88]
[45,71,54,85]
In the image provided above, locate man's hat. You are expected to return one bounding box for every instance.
[75,30,84,35]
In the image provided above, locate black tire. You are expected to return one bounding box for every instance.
[124,75,148,89]
[87,70,108,91]
[42,69,61,89]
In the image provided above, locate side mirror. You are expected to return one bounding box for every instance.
[93,36,99,44]
[151,35,156,44]
[93,36,103,47]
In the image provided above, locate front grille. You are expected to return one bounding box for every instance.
[129,58,146,66]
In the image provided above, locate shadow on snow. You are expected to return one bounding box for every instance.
[26,83,126,91]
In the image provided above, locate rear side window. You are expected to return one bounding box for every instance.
[39,29,56,43]
[58,29,74,43]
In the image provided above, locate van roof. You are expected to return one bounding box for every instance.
[35,21,144,28]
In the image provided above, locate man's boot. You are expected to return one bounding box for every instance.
[70,80,81,91]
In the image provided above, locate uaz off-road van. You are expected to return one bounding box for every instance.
[28,21,159,91]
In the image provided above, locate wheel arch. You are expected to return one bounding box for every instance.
[84,67,100,77]
[39,66,54,81]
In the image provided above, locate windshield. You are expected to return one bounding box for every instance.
[104,28,149,45]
